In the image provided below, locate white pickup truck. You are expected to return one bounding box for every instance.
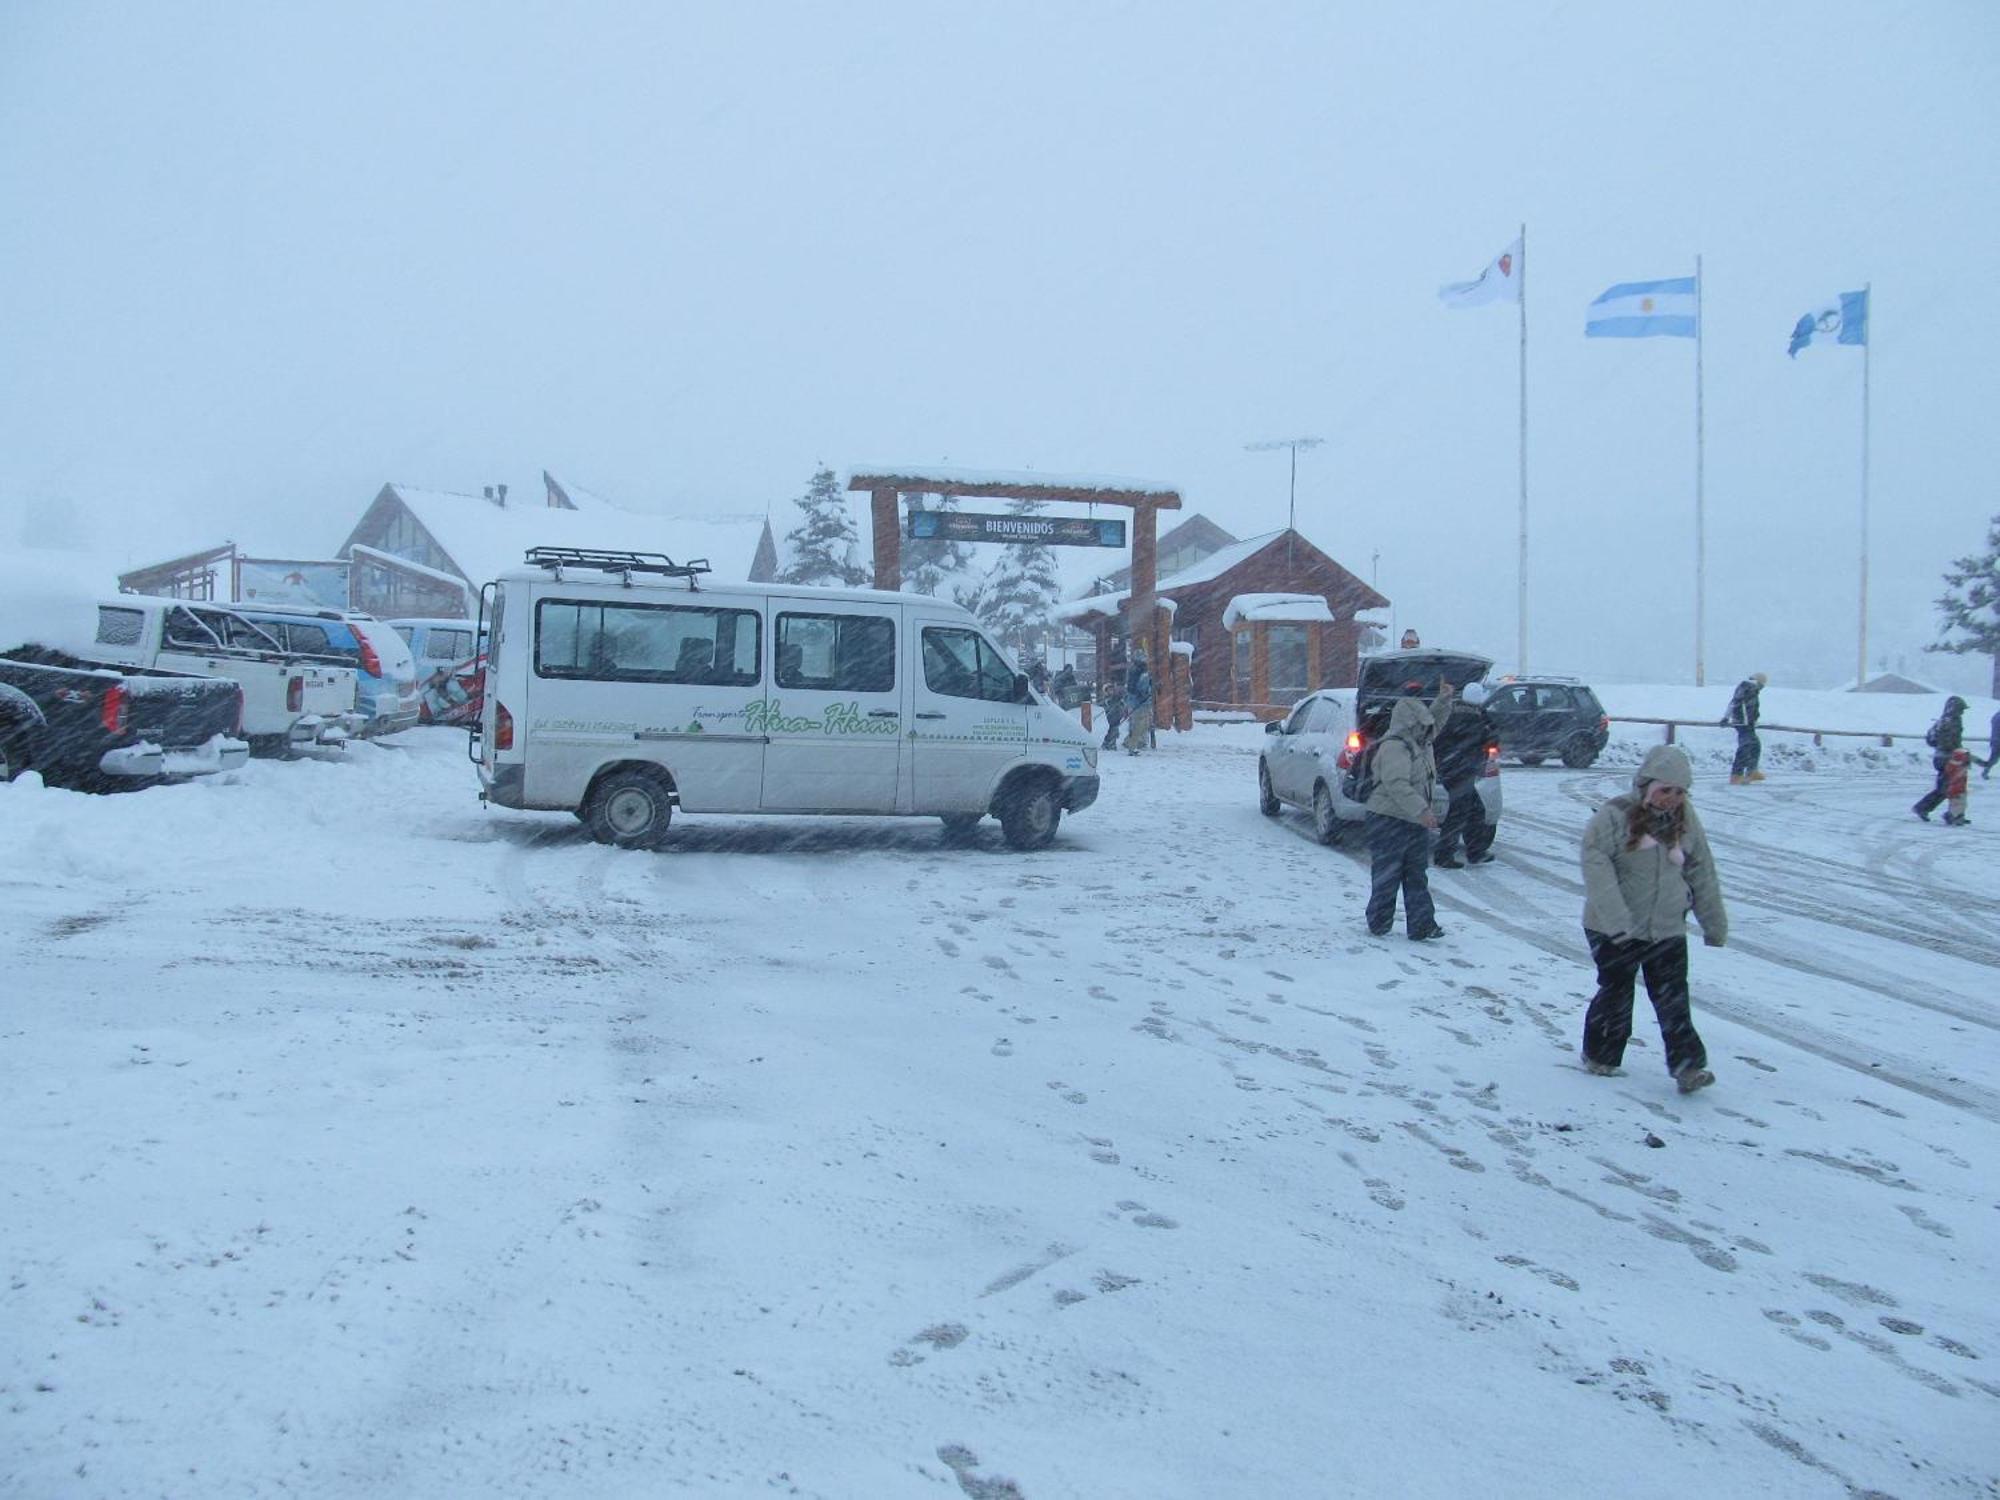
[85,596,364,753]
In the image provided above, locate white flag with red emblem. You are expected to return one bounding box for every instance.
[1438,237,1523,310]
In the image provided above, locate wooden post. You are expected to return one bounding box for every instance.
[870,487,900,592]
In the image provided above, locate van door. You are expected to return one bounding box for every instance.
[910,619,1029,812]
[758,602,903,812]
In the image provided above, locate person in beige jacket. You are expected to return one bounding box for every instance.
[1363,682,1454,939]
[1578,744,1728,1094]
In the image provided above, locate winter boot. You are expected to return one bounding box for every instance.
[1914,804,1932,822]
[1675,1064,1716,1095]
[1747,770,1766,782]
[1580,1054,1619,1077]
[1729,774,1746,786]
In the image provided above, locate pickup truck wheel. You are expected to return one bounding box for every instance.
[999,782,1061,850]
[1312,781,1340,845]
[1258,762,1280,816]
[587,770,674,849]
[1560,737,1599,769]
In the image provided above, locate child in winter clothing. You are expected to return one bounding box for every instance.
[1578,744,1729,1094]
[1943,748,1972,826]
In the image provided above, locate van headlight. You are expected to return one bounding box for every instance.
[1083,742,1098,769]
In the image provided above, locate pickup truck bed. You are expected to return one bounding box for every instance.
[0,646,249,790]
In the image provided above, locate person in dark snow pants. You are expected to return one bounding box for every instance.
[1913,697,1968,821]
[1578,744,1728,1094]
[1721,672,1766,784]
[1364,682,1454,940]
[1985,707,1999,780]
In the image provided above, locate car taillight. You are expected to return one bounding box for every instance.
[1599,715,1610,732]
[1481,743,1501,778]
[100,682,128,735]
[1336,730,1364,770]
[356,632,382,678]
[494,701,514,751]
[287,675,303,711]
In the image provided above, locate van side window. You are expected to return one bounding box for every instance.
[922,627,1016,702]
[96,607,144,646]
[533,599,760,686]
[775,613,895,693]
[431,628,473,661]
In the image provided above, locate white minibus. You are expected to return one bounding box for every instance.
[473,548,1099,849]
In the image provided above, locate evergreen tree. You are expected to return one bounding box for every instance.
[1927,511,2000,696]
[901,493,973,598]
[777,466,869,587]
[969,499,1063,664]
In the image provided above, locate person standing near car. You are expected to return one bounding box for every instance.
[1578,744,1727,1094]
[1364,680,1454,940]
[1913,696,1969,821]
[1982,706,1998,781]
[1432,681,1498,868]
[1721,671,1766,785]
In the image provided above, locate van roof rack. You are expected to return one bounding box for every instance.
[523,547,712,587]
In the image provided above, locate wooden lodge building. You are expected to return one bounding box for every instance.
[1058,523,1386,717]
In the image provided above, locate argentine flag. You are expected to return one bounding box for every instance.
[1585,277,1698,338]
[1788,289,1868,357]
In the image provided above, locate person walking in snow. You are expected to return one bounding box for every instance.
[1363,680,1455,940]
[1984,707,1999,781]
[1942,748,1973,826]
[1122,653,1154,755]
[1913,696,1969,821]
[1578,744,1728,1095]
[1432,681,1498,868]
[1721,672,1766,784]
[1097,675,1125,750]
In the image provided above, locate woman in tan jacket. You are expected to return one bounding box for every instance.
[1578,745,1728,1094]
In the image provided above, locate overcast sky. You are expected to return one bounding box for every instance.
[3,1,1995,689]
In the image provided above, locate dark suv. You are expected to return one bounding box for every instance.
[1484,675,1609,768]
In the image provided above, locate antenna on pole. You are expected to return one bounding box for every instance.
[1245,436,1324,567]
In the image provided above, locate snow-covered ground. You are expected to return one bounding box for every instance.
[3,704,1995,1499]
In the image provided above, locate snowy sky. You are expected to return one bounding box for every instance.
[2,1,1995,689]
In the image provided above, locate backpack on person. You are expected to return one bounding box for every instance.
[1926,719,1942,749]
[1344,737,1383,806]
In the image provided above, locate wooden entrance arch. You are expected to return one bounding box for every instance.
[847,468,1183,689]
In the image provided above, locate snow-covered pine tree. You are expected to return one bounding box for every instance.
[901,493,973,599]
[777,466,870,587]
[969,499,1063,664]
[1927,511,2000,696]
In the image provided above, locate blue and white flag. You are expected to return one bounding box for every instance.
[1787,289,1868,357]
[1584,276,1698,338]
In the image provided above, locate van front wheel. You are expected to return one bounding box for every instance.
[587,770,674,849]
[999,782,1061,850]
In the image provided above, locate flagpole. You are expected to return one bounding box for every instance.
[1694,255,1706,688]
[1858,281,1871,687]
[1517,220,1529,674]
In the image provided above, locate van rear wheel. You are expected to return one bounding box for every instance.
[999,782,1061,850]
[587,770,674,849]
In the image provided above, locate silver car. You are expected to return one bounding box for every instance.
[1257,684,1500,844]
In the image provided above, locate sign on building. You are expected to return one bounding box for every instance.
[908,511,1127,548]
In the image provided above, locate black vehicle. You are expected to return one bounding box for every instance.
[0,645,248,790]
[1483,675,1610,768]
[1353,647,1495,737]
